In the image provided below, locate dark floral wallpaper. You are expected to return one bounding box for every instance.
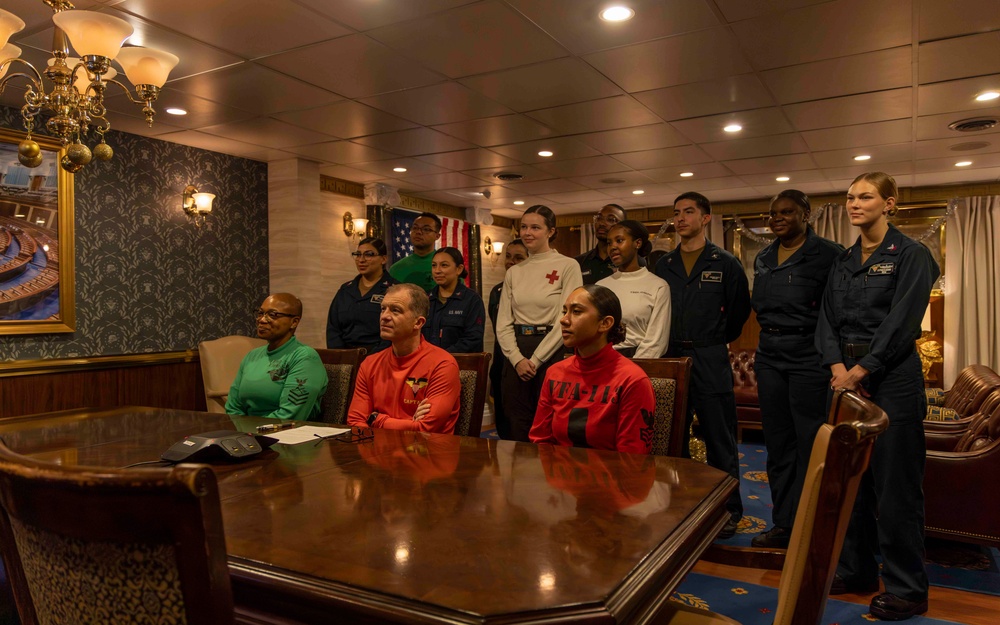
[0,105,269,360]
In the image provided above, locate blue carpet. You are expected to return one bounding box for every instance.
[716,443,1000,597]
[672,572,965,625]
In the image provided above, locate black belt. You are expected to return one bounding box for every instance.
[761,326,815,336]
[841,341,871,358]
[515,324,551,336]
[670,339,725,349]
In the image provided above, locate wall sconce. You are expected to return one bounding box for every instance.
[182,185,215,227]
[343,212,369,244]
[484,236,504,267]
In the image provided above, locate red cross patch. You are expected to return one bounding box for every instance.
[545,270,559,284]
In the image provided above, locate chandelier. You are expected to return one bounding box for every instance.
[0,1,178,173]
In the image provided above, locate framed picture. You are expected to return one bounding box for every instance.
[0,128,75,334]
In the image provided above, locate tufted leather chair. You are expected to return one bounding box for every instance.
[924,365,1000,450]
[315,348,366,425]
[730,349,760,440]
[924,390,1000,547]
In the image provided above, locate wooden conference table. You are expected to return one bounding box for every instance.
[0,407,736,625]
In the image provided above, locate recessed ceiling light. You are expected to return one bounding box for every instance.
[393,167,407,173]
[632,189,644,195]
[854,154,871,161]
[955,161,973,167]
[723,123,742,133]
[600,6,635,21]
[513,200,525,205]
[165,107,187,115]
[775,176,790,182]
[537,150,553,157]
[679,172,694,177]
[975,91,1000,102]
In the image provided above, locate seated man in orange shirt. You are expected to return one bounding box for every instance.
[347,283,461,433]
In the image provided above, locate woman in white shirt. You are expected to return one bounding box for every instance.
[597,220,671,358]
[496,205,583,441]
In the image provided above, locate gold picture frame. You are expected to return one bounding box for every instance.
[0,127,75,334]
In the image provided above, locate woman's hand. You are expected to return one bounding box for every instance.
[515,358,536,381]
[830,363,871,397]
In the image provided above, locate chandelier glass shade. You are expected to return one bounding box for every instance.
[0,2,180,174]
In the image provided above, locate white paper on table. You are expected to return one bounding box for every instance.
[266,425,349,445]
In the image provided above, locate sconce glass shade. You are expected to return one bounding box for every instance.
[47,56,117,93]
[116,46,179,87]
[0,43,20,80]
[52,10,133,60]
[492,241,504,255]
[0,9,25,48]
[352,218,369,234]
[192,192,215,213]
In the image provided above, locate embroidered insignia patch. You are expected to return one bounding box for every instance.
[405,377,429,395]
[701,270,723,283]
[868,263,895,275]
[371,294,384,303]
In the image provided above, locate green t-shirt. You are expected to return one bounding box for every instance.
[225,336,328,421]
[389,251,436,292]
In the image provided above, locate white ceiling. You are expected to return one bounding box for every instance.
[4,0,1000,218]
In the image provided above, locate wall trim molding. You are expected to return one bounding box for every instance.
[0,350,200,379]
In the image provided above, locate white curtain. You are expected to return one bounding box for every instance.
[943,196,1000,386]
[813,203,858,248]
[580,222,596,253]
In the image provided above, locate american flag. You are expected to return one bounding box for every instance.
[440,216,472,287]
[390,209,473,287]
[389,209,418,264]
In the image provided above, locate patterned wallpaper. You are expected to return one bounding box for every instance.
[0,106,269,360]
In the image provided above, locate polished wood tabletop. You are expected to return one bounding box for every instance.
[0,407,736,625]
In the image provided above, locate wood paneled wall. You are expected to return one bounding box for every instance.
[0,353,206,420]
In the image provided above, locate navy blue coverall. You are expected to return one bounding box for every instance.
[423,281,486,353]
[326,273,397,353]
[655,240,751,518]
[752,227,843,530]
[816,223,939,603]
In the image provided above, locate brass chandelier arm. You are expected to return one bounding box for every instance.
[0,59,45,94]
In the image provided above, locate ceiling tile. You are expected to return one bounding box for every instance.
[762,47,912,104]
[113,0,352,58]
[914,152,1000,172]
[635,74,775,122]
[399,171,504,190]
[505,0,721,55]
[703,187,766,202]
[459,58,623,112]
[917,74,1000,116]
[737,168,829,186]
[199,117,335,148]
[912,137,999,160]
[104,89,256,130]
[568,171,658,189]
[284,141,401,164]
[670,107,795,143]
[537,189,614,205]
[723,153,819,176]
[731,0,911,71]
[919,31,1000,84]
[802,119,913,151]
[917,106,1000,140]
[612,145,715,170]
[701,133,809,161]
[811,143,915,168]
[367,1,567,79]
[533,156,631,178]
[319,164,387,183]
[596,182,679,198]
[784,89,913,131]
[911,166,1000,186]
[459,165,556,185]
[918,0,1000,42]
[489,137,602,163]
[153,130,276,160]
[360,82,512,126]
[349,158,450,179]
[576,124,690,154]
[433,115,557,147]
[258,34,444,99]
[3,0,102,33]
[295,0,479,31]
[526,96,662,134]
[168,63,343,116]
[714,0,831,23]
[655,175,749,191]
[500,179,589,196]
[821,160,915,180]
[583,29,752,93]
[639,162,736,182]
[417,149,523,170]
[102,112,187,138]
[273,101,417,139]
[353,128,476,155]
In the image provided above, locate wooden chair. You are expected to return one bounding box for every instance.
[452,352,491,437]
[633,357,692,457]
[653,389,888,625]
[315,348,367,425]
[198,335,266,413]
[0,442,234,625]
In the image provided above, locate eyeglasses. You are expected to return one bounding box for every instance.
[594,214,620,225]
[409,226,439,235]
[313,426,374,445]
[255,309,298,321]
[351,251,381,258]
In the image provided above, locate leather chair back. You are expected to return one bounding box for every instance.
[199,335,266,413]
[943,364,1000,417]
[633,358,692,457]
[452,353,491,437]
[315,348,366,425]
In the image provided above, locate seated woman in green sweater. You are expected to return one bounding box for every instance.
[226,293,328,421]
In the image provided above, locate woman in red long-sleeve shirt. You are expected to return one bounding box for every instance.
[529,285,655,454]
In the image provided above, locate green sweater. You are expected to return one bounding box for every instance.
[225,336,328,421]
[389,251,436,292]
